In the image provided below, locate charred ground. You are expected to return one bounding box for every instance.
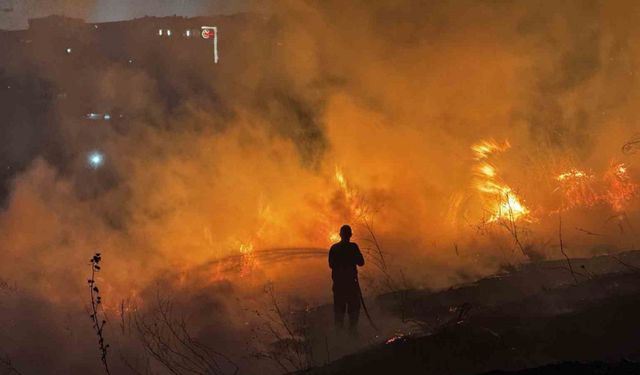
[300,251,640,375]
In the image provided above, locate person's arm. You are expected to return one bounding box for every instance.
[353,243,365,266]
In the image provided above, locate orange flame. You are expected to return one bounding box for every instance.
[327,166,367,242]
[239,241,256,277]
[335,166,350,198]
[604,162,638,212]
[472,140,530,223]
[555,163,638,213]
[555,169,599,209]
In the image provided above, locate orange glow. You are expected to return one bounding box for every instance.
[556,169,599,209]
[604,162,638,212]
[334,165,363,217]
[335,166,350,197]
[472,140,530,223]
[471,140,511,160]
[555,164,638,213]
[329,232,341,242]
[239,241,256,277]
[325,165,367,242]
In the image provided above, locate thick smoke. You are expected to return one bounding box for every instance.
[2,0,640,373]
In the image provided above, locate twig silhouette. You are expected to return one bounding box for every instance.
[0,352,22,375]
[249,283,314,373]
[612,255,640,273]
[134,293,238,375]
[498,192,528,257]
[575,227,604,236]
[88,252,111,375]
[558,215,578,284]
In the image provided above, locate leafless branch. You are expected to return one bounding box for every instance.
[575,227,604,236]
[134,294,238,375]
[88,252,111,375]
[249,284,314,373]
[558,214,578,284]
[0,353,22,375]
[497,192,528,258]
[120,352,157,375]
[612,255,640,273]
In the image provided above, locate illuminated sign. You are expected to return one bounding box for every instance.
[201,26,218,64]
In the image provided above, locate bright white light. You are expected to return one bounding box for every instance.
[66,48,72,53]
[103,113,111,120]
[158,29,163,36]
[167,29,172,36]
[87,151,105,169]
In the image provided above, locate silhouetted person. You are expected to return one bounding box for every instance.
[329,225,365,331]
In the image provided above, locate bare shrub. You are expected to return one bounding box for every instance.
[134,294,238,375]
[0,353,22,375]
[249,283,314,373]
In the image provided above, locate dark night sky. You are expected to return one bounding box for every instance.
[0,0,250,30]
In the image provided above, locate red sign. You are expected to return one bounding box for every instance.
[201,29,215,39]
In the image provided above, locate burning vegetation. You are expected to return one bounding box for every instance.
[3,1,640,374]
[555,163,638,213]
[472,140,530,223]
[464,139,640,229]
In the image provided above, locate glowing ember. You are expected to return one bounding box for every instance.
[472,140,529,223]
[556,169,599,209]
[385,333,407,344]
[557,169,587,181]
[239,242,253,254]
[325,165,367,242]
[239,242,256,277]
[479,164,497,177]
[604,162,638,212]
[472,140,511,160]
[329,232,341,242]
[335,166,352,199]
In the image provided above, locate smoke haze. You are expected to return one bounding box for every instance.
[2,0,640,373]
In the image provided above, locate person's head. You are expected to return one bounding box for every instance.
[339,225,352,242]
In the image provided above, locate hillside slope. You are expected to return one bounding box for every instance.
[300,251,640,375]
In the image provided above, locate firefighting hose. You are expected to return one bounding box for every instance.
[356,278,379,331]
